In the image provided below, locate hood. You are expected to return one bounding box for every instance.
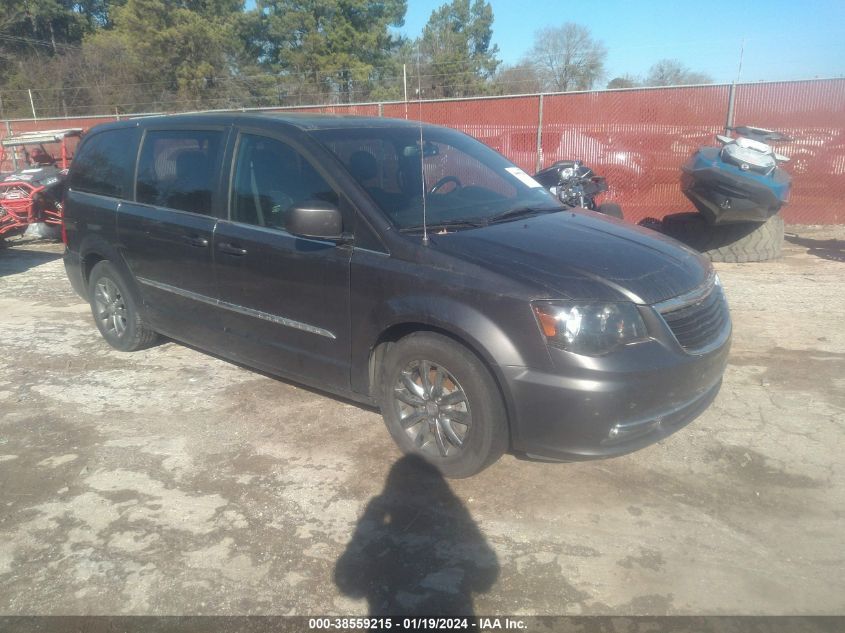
[429,210,710,305]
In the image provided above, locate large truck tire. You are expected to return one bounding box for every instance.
[661,212,783,263]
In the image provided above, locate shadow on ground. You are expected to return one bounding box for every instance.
[0,245,63,277]
[335,455,499,618]
[785,233,845,262]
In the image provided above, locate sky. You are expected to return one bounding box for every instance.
[399,0,845,84]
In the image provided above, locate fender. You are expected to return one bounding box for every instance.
[75,232,146,315]
[350,294,548,426]
[381,294,527,362]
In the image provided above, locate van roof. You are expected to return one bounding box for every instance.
[96,111,442,133]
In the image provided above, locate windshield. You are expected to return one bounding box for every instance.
[310,126,561,230]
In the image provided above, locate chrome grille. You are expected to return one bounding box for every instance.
[658,282,729,353]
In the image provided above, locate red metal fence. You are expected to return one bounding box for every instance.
[2,78,843,224]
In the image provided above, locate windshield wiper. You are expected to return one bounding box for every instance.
[399,219,487,233]
[487,206,558,224]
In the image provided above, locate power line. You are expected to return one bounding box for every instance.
[0,33,82,51]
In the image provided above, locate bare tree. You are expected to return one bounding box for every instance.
[644,59,713,86]
[527,23,606,92]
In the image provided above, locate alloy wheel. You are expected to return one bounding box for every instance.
[93,277,128,339]
[392,360,472,458]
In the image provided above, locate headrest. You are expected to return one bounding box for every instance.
[348,150,378,182]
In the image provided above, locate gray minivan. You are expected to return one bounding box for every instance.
[63,113,730,477]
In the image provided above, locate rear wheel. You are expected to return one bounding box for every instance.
[661,212,783,263]
[378,332,508,478]
[88,261,158,351]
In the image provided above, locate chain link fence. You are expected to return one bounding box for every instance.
[2,78,843,224]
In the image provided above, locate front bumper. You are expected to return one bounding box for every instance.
[502,329,730,461]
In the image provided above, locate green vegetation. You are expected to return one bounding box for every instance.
[0,0,416,117]
[0,2,714,119]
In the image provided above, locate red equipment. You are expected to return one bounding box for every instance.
[0,128,83,239]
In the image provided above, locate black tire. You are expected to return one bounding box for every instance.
[596,202,623,219]
[88,261,158,351]
[378,332,508,478]
[661,212,784,263]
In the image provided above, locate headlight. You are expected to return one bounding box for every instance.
[532,301,648,355]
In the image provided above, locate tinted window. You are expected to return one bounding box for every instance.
[68,127,140,198]
[136,130,222,214]
[313,127,559,230]
[230,134,338,229]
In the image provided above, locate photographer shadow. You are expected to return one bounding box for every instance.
[335,455,499,618]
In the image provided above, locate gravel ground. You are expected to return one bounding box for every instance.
[0,225,843,616]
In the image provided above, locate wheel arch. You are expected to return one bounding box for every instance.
[366,320,519,450]
[82,251,106,286]
[77,236,144,302]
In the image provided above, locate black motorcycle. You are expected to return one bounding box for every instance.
[534,160,623,219]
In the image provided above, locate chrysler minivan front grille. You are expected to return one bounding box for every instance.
[657,280,730,353]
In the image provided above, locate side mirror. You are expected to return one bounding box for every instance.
[284,200,344,241]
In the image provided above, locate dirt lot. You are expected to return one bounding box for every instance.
[0,227,843,616]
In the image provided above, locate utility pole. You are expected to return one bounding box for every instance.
[735,37,746,84]
[28,89,37,120]
[725,37,745,134]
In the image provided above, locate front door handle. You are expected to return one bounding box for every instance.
[181,235,209,248]
[218,242,248,256]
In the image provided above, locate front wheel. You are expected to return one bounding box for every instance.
[379,332,508,478]
[88,261,158,351]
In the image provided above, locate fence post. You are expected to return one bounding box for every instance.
[378,102,384,117]
[535,93,545,173]
[725,83,737,133]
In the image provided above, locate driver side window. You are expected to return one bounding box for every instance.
[230,134,338,229]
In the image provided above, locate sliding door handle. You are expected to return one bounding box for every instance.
[218,242,248,256]
[181,235,209,248]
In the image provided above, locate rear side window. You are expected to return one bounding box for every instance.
[68,127,140,198]
[136,130,222,215]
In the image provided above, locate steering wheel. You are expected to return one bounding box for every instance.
[429,176,462,194]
